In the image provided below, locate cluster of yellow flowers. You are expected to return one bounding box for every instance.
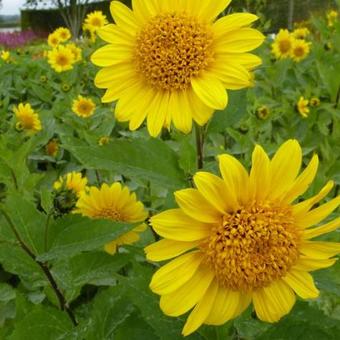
[82,10,108,42]
[47,27,82,72]
[297,96,320,118]
[271,27,311,62]
[13,103,42,134]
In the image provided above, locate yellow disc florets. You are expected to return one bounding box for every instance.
[91,208,122,221]
[135,12,214,91]
[202,202,301,291]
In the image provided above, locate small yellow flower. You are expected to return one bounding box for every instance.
[84,10,108,31]
[54,27,72,42]
[72,95,96,118]
[98,136,110,145]
[146,140,340,336]
[47,45,75,73]
[66,43,82,62]
[292,27,310,39]
[14,103,42,134]
[45,139,59,157]
[256,105,270,119]
[290,39,311,62]
[1,50,10,62]
[53,171,88,196]
[75,182,148,255]
[272,29,294,59]
[327,10,338,27]
[310,97,320,107]
[297,96,310,118]
[47,32,60,47]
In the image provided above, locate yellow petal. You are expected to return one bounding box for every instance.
[150,208,211,241]
[188,90,214,126]
[191,74,228,110]
[182,279,219,336]
[253,280,296,322]
[300,241,340,259]
[211,63,251,89]
[281,154,319,204]
[303,217,340,239]
[249,145,270,201]
[293,256,337,271]
[110,1,139,33]
[169,90,193,134]
[269,139,302,200]
[145,239,200,262]
[175,189,222,224]
[196,0,232,22]
[218,154,249,205]
[147,91,170,137]
[282,270,319,299]
[216,53,262,70]
[91,44,132,67]
[160,263,214,316]
[193,172,238,214]
[97,24,135,44]
[149,251,202,295]
[132,0,160,23]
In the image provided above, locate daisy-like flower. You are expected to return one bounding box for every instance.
[75,182,148,255]
[84,10,108,32]
[297,96,310,118]
[47,32,60,48]
[53,171,88,196]
[146,140,340,336]
[91,0,264,137]
[1,50,10,62]
[55,27,72,42]
[14,103,42,134]
[66,43,82,62]
[290,39,311,62]
[45,139,59,157]
[47,45,75,73]
[292,27,310,40]
[271,29,294,59]
[72,95,96,118]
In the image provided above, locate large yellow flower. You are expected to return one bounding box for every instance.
[55,27,72,42]
[290,39,311,62]
[14,103,42,134]
[145,140,340,336]
[72,95,96,118]
[47,45,75,72]
[272,29,294,59]
[75,183,148,255]
[91,0,264,137]
[297,96,310,118]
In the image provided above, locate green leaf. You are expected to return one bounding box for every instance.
[8,305,73,340]
[38,215,137,261]
[62,137,186,189]
[178,136,196,174]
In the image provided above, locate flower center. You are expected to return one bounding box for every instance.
[279,40,291,53]
[91,17,102,27]
[56,54,69,66]
[201,202,300,291]
[93,208,122,221]
[135,12,214,91]
[294,46,305,57]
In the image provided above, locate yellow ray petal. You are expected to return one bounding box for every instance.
[193,172,238,213]
[268,139,302,200]
[132,0,160,23]
[160,263,214,317]
[282,270,319,299]
[175,189,222,223]
[91,44,133,67]
[145,239,200,262]
[293,256,337,271]
[300,241,340,259]
[191,74,228,110]
[149,251,202,295]
[150,208,212,241]
[303,217,340,239]
[211,63,251,89]
[253,280,296,323]
[196,0,232,22]
[169,90,193,134]
[188,90,214,126]
[147,91,170,137]
[97,24,135,44]
[218,154,249,205]
[215,53,262,70]
[110,1,139,33]
[182,279,219,336]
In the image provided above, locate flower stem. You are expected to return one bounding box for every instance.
[195,123,205,170]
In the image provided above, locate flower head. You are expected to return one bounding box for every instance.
[84,10,108,31]
[47,45,75,73]
[292,27,310,39]
[272,29,294,59]
[47,32,60,47]
[1,50,10,62]
[310,97,320,107]
[66,43,82,62]
[53,171,88,196]
[14,103,42,134]
[54,27,72,42]
[46,139,59,157]
[72,95,96,118]
[256,105,270,119]
[98,136,110,145]
[327,10,338,27]
[297,96,310,118]
[91,0,264,137]
[75,182,148,254]
[291,39,311,62]
[146,140,340,336]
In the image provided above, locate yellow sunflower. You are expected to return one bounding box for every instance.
[14,103,42,134]
[290,39,311,62]
[297,96,310,118]
[47,32,60,47]
[54,27,72,42]
[1,50,10,62]
[91,0,264,137]
[292,27,310,40]
[75,182,148,255]
[145,140,340,336]
[53,171,88,196]
[271,29,294,59]
[72,95,96,118]
[47,45,75,73]
[84,10,108,31]
[66,43,82,62]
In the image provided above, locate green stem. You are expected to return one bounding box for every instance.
[44,213,52,252]
[195,123,205,170]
